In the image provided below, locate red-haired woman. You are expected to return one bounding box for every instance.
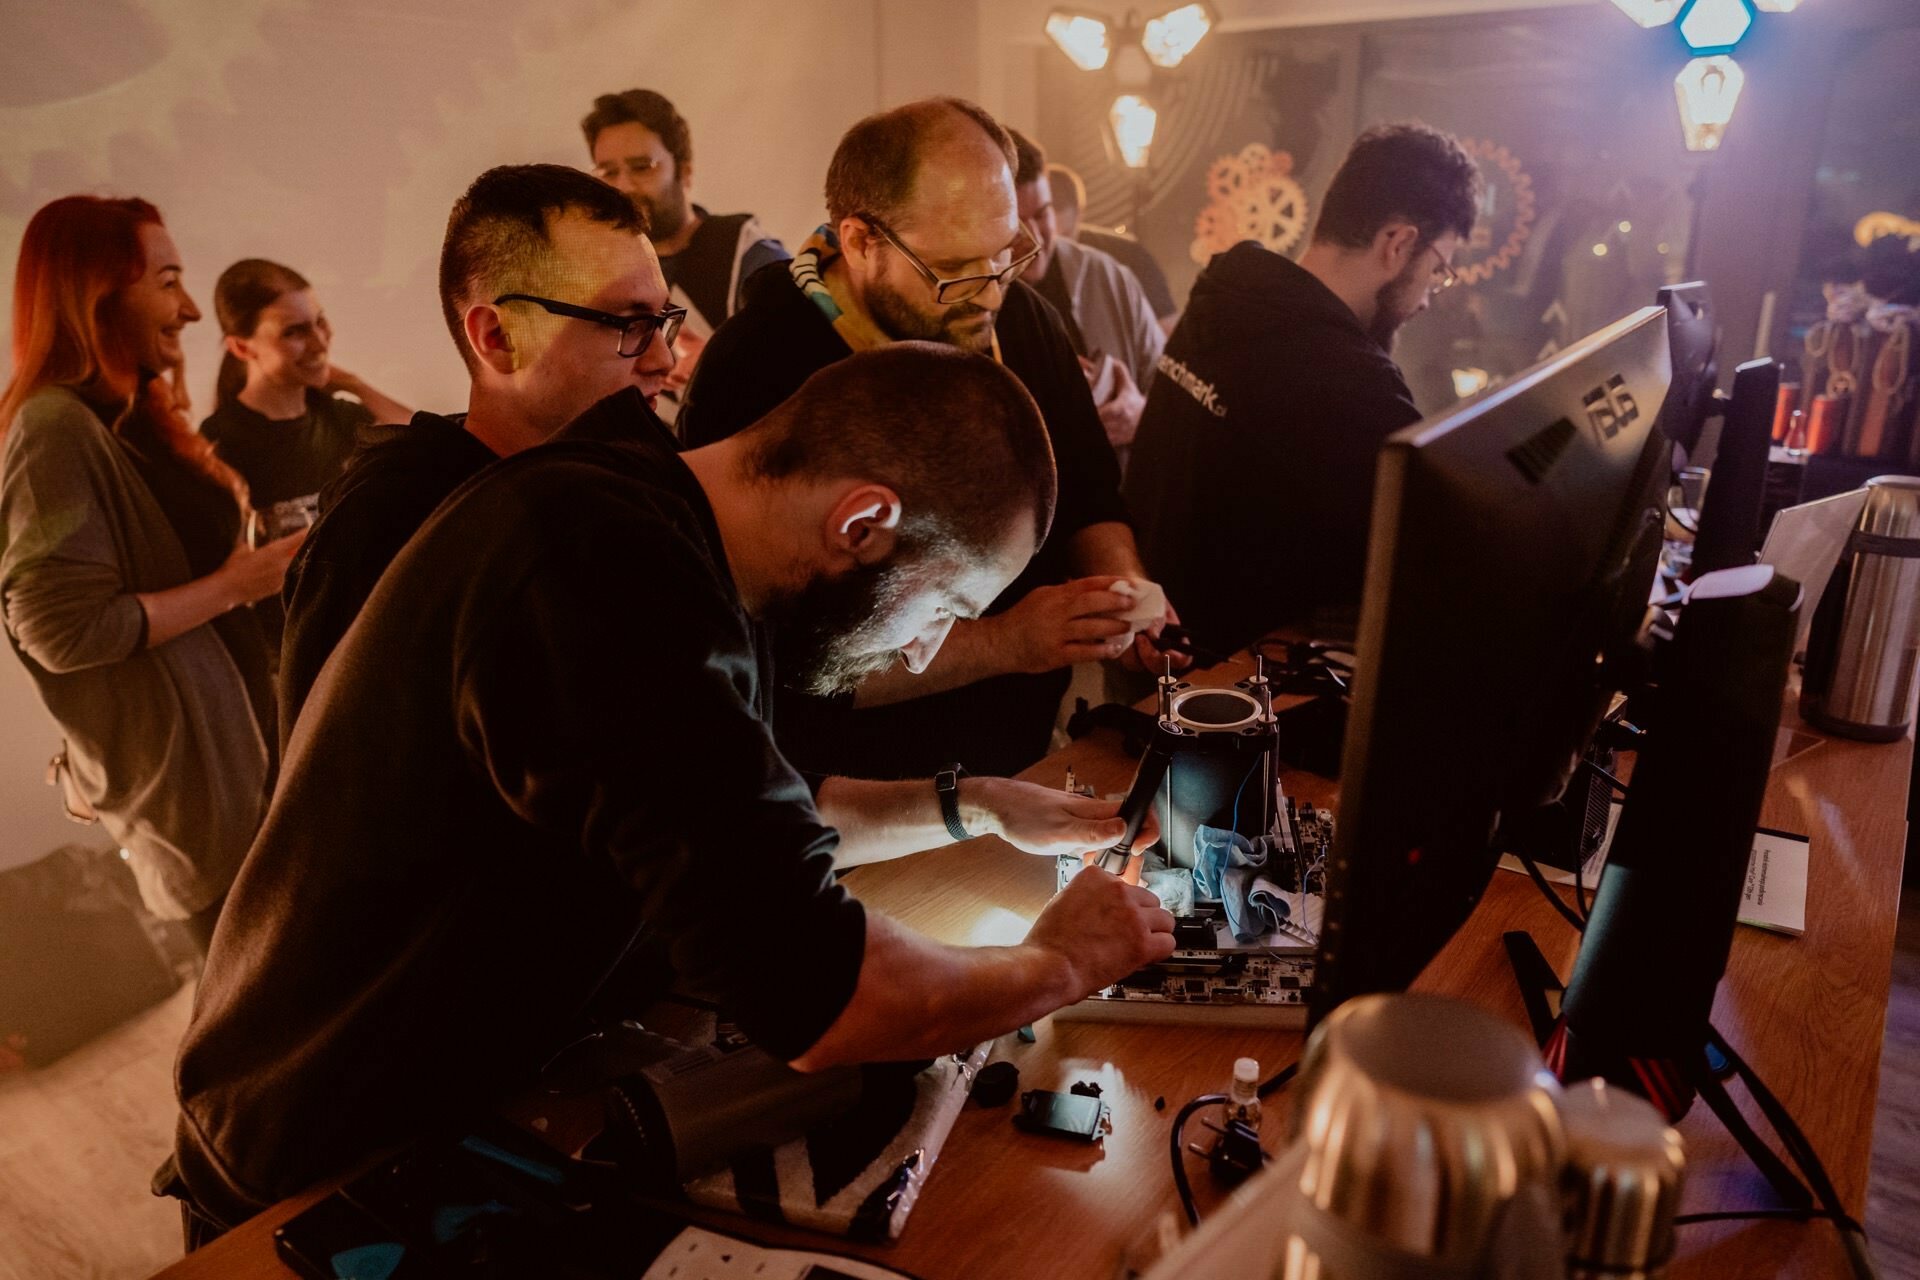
[0,197,302,953]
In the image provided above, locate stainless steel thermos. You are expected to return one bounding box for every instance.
[1801,475,1920,740]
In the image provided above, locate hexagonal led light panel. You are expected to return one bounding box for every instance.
[1675,55,1746,151]
[1678,0,1755,52]
[1608,0,1686,27]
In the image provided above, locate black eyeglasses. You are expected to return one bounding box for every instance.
[857,216,1042,305]
[1426,244,1459,292]
[493,293,686,358]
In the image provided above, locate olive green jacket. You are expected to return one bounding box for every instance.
[1,387,267,917]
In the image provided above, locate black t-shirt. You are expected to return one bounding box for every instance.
[200,391,375,509]
[105,393,276,750]
[662,205,790,331]
[174,389,864,1226]
[1124,243,1422,655]
[680,263,1130,780]
[276,412,498,749]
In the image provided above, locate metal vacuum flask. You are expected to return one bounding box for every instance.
[1801,475,1920,740]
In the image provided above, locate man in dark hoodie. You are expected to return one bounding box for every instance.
[277,163,677,745]
[1125,123,1480,654]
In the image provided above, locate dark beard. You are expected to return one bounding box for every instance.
[1367,258,1427,352]
[863,277,995,354]
[764,561,914,697]
[638,186,691,242]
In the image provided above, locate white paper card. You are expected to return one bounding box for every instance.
[639,1226,912,1280]
[1737,828,1810,937]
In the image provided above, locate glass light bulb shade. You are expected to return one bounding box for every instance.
[1109,94,1158,169]
[1142,3,1215,68]
[1674,55,1745,151]
[1678,0,1754,51]
[1608,0,1686,27]
[1752,0,1801,11]
[1045,11,1111,72]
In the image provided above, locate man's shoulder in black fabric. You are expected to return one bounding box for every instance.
[679,261,846,448]
[276,411,496,746]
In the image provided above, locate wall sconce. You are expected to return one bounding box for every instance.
[1674,54,1746,152]
[1108,94,1159,169]
[1045,5,1215,172]
[1607,0,1801,151]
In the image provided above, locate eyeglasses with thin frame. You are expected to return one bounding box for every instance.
[1426,243,1460,292]
[493,293,686,358]
[857,216,1043,305]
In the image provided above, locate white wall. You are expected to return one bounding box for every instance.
[0,0,997,870]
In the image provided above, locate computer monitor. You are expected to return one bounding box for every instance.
[1687,358,1780,578]
[1308,307,1673,1026]
[1657,282,1719,461]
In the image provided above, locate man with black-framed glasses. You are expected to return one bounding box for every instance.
[683,97,1185,783]
[276,164,679,742]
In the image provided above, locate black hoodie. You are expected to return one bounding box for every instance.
[277,412,497,748]
[1124,243,1421,654]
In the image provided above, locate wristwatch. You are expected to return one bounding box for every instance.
[935,763,970,842]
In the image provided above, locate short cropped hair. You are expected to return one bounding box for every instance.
[824,97,1016,228]
[580,89,693,173]
[1009,128,1047,187]
[1047,163,1087,219]
[438,164,647,371]
[1312,123,1481,251]
[741,343,1056,555]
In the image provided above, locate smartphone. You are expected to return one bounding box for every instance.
[274,1192,421,1280]
[1012,1088,1111,1142]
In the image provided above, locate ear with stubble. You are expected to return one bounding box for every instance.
[823,481,904,568]
[463,302,519,375]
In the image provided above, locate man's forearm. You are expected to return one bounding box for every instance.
[790,915,1076,1069]
[850,615,1006,707]
[818,776,992,867]
[1070,521,1147,580]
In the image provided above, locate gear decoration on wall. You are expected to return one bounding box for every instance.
[1453,138,1536,288]
[1189,143,1310,266]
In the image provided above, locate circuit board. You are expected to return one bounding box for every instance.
[1052,946,1317,1028]
[1052,783,1335,1027]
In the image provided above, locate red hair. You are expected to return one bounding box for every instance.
[1,196,244,502]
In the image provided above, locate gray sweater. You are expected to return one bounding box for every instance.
[1,387,268,918]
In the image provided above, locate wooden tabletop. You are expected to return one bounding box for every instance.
[156,661,1911,1280]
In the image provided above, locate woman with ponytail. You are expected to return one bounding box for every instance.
[202,259,409,516]
[0,197,299,953]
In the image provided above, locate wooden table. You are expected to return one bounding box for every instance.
[155,661,1911,1280]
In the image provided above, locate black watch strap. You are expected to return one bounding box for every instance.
[936,764,970,842]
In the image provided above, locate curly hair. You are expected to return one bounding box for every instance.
[1312,122,1482,250]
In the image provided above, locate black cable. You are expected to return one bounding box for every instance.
[1675,1208,1853,1226]
[1257,1061,1298,1099]
[1515,850,1588,931]
[1706,1024,1876,1276]
[1170,1093,1227,1227]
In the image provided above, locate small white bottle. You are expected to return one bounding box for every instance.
[1229,1056,1262,1131]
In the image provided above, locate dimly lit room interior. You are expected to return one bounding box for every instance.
[1,0,1916,1276]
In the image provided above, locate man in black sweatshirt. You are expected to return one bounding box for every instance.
[174,346,1177,1236]
[1125,123,1481,655]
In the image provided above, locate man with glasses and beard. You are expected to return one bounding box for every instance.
[584,89,789,421]
[171,344,1178,1240]
[1125,123,1480,656]
[682,97,1183,784]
